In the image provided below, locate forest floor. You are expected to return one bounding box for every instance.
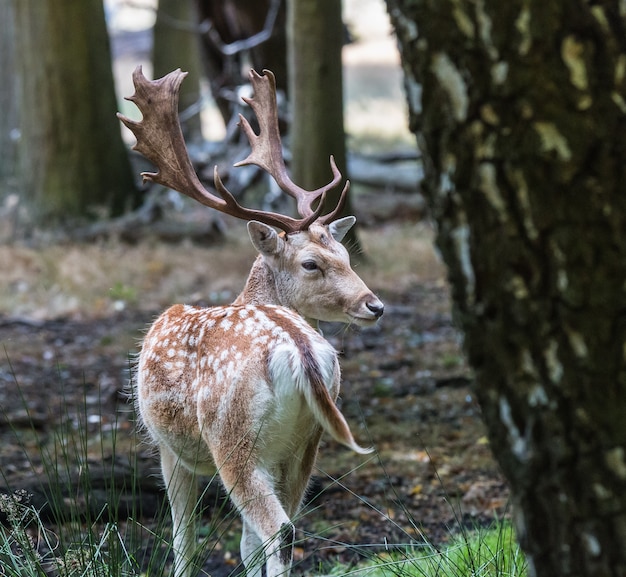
[0,214,509,576]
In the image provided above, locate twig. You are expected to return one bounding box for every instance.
[199,0,282,56]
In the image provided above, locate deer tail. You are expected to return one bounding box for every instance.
[270,340,373,455]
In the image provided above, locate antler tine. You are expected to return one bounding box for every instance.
[318,180,350,225]
[117,66,316,232]
[213,167,326,230]
[234,69,344,221]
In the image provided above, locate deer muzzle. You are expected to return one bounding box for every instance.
[348,293,385,326]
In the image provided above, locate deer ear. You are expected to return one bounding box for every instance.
[328,216,356,242]
[248,221,283,256]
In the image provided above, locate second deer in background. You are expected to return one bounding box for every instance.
[118,67,383,577]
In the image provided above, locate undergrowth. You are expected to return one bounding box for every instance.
[1,361,525,577]
[0,359,224,577]
[323,523,526,577]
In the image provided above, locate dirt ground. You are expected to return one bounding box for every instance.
[0,218,509,576]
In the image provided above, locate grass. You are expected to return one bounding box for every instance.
[2,364,143,576]
[0,222,443,320]
[0,367,525,577]
[326,523,526,577]
[2,361,187,576]
[296,451,525,577]
[0,335,520,577]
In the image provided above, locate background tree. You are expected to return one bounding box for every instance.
[153,0,203,144]
[0,0,18,186]
[287,0,357,245]
[387,1,626,576]
[13,0,137,228]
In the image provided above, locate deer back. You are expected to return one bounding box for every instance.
[137,303,370,473]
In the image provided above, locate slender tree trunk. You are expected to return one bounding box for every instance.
[153,0,203,144]
[387,1,626,576]
[13,0,137,228]
[287,0,358,247]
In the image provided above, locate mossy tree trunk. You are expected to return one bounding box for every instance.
[287,0,358,247]
[13,0,137,228]
[387,1,626,576]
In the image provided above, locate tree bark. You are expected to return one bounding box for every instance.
[387,1,626,576]
[287,0,358,246]
[153,0,203,144]
[13,0,137,227]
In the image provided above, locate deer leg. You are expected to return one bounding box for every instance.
[280,433,322,518]
[218,461,294,577]
[240,520,264,577]
[160,445,198,577]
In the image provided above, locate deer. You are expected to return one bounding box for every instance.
[118,67,384,577]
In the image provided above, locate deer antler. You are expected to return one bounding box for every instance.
[234,69,349,224]
[117,66,347,232]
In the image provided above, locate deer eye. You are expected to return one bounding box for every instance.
[302,260,319,271]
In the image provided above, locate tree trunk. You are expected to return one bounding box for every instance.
[387,1,626,576]
[13,0,137,228]
[153,0,203,144]
[0,0,18,185]
[287,0,358,247]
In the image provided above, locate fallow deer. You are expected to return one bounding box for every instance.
[118,67,383,577]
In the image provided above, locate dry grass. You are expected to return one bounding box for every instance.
[0,222,444,321]
[357,221,445,292]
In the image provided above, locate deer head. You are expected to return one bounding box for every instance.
[118,67,383,326]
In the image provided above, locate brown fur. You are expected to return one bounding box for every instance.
[135,221,383,577]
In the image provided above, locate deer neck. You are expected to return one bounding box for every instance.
[233,256,319,328]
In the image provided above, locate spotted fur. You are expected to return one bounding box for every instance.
[135,222,382,577]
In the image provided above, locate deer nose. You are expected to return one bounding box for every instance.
[366,300,384,319]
